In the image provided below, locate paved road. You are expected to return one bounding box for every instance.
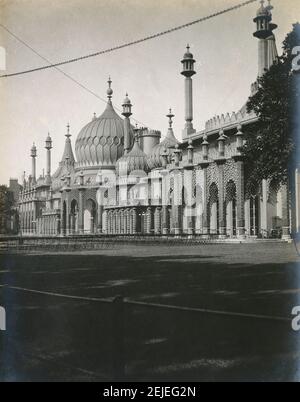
[0,242,299,381]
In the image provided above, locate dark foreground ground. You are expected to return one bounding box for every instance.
[0,241,300,381]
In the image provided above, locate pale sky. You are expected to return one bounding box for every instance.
[0,0,299,185]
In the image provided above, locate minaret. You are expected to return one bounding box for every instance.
[181,44,196,137]
[30,143,37,183]
[253,0,278,77]
[45,133,52,184]
[122,93,132,154]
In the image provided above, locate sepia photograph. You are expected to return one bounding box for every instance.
[0,0,300,385]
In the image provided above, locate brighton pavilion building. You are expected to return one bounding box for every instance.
[18,2,299,239]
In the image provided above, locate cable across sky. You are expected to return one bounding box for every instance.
[0,0,257,79]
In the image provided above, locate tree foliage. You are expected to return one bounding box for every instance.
[242,23,300,195]
[0,185,15,234]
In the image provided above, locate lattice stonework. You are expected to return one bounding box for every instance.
[225,180,237,203]
[192,169,197,200]
[209,182,218,204]
[83,188,97,204]
[68,190,79,204]
[207,162,219,191]
[224,159,238,187]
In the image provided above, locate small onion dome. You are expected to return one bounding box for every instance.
[256,0,269,16]
[123,93,131,105]
[183,44,194,59]
[45,133,52,149]
[148,127,180,169]
[116,137,149,176]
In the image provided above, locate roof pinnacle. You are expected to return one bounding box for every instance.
[107,76,113,101]
[66,123,71,138]
[166,108,174,128]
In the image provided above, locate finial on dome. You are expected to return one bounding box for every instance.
[66,123,71,138]
[93,112,97,120]
[186,44,190,52]
[166,108,175,128]
[107,76,113,101]
[267,0,273,11]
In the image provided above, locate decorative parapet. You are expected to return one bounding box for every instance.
[205,109,256,132]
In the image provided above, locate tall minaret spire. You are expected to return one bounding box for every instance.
[45,133,52,184]
[181,44,196,137]
[30,143,37,184]
[253,0,278,77]
[122,93,132,154]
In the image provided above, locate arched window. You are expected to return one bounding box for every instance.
[225,181,237,236]
[208,183,219,234]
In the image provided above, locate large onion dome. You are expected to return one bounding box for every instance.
[116,135,149,176]
[147,109,180,169]
[75,78,129,170]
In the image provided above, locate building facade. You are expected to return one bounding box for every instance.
[18,2,299,239]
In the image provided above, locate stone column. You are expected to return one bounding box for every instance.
[112,211,117,234]
[199,162,209,235]
[116,210,121,234]
[154,207,161,235]
[235,159,246,238]
[123,210,127,234]
[129,209,133,234]
[28,205,32,234]
[217,161,226,237]
[32,201,36,235]
[132,208,137,234]
[60,192,64,236]
[90,210,95,234]
[261,179,268,237]
[97,204,103,233]
[281,184,291,240]
[146,207,153,234]
[56,215,61,235]
[173,205,181,235]
[126,209,130,234]
[187,210,194,236]
[78,189,85,234]
[65,191,70,235]
[162,205,169,235]
[106,211,110,234]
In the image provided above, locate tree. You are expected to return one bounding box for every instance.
[242,23,300,195]
[0,185,15,234]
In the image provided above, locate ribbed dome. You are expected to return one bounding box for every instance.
[147,127,179,169]
[75,101,125,169]
[116,138,149,176]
